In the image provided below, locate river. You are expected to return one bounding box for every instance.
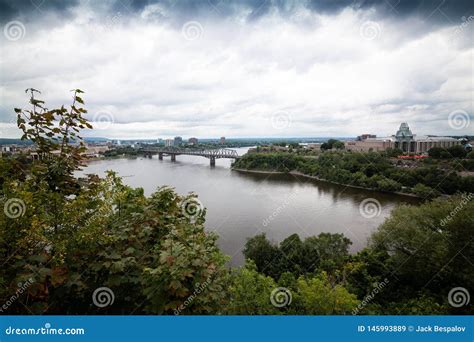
[79,147,419,266]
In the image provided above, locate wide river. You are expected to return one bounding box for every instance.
[80,147,419,266]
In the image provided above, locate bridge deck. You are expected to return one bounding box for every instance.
[143,148,240,159]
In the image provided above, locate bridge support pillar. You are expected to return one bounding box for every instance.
[158,153,163,160]
[210,156,215,167]
[171,154,176,162]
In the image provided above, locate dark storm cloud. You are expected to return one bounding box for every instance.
[0,0,472,23]
[115,0,474,23]
[309,0,473,18]
[0,0,78,22]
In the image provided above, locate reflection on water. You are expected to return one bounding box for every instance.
[79,148,419,266]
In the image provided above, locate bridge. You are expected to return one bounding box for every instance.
[142,147,240,166]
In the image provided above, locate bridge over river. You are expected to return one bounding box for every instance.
[143,147,240,166]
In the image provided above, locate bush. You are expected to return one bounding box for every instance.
[412,183,440,199]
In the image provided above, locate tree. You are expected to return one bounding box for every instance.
[15,88,92,194]
[428,147,444,159]
[447,145,467,158]
[293,273,359,314]
[412,183,440,199]
[369,194,474,313]
[226,261,279,314]
[0,90,229,314]
[243,233,352,280]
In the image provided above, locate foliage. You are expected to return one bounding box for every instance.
[0,90,228,314]
[233,151,474,195]
[320,139,344,150]
[370,194,474,314]
[226,261,280,315]
[412,183,439,199]
[226,262,359,315]
[15,88,92,194]
[293,273,359,314]
[243,233,351,280]
[428,146,467,159]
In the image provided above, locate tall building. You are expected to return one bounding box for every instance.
[164,139,174,147]
[174,136,183,146]
[345,123,460,153]
[219,136,226,144]
[188,137,198,145]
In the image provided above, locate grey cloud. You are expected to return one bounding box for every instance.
[0,0,78,22]
[1,0,472,24]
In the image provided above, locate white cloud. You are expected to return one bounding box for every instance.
[0,5,472,139]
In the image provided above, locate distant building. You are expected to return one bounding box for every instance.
[164,139,174,147]
[188,137,198,145]
[219,137,226,144]
[174,136,183,146]
[345,138,393,152]
[82,145,109,158]
[357,134,377,141]
[1,145,14,153]
[345,122,460,153]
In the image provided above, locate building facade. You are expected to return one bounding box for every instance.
[174,136,183,146]
[345,123,460,154]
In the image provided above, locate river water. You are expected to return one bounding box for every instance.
[80,147,419,266]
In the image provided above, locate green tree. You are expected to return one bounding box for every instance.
[293,273,359,314]
[0,90,229,314]
[226,261,279,314]
[412,183,440,199]
[369,194,474,313]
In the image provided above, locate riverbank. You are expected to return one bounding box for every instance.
[232,167,421,199]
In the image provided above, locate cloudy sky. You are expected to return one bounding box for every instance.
[0,0,472,139]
